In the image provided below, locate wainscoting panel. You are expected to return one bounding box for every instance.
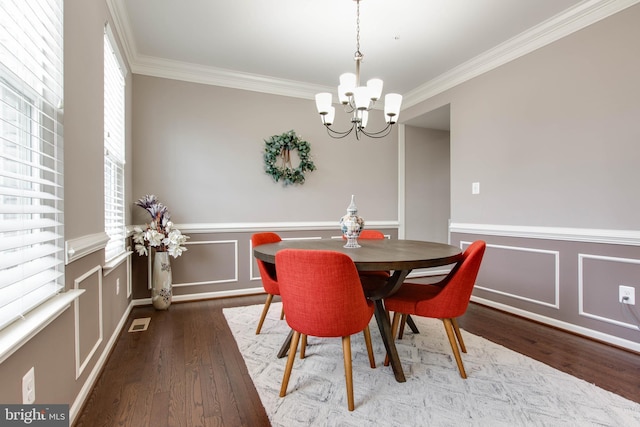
[463,240,560,309]
[73,265,103,379]
[170,240,238,293]
[579,253,640,330]
[451,224,640,352]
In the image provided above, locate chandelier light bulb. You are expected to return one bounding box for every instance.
[366,78,383,101]
[384,93,403,123]
[353,86,370,110]
[324,106,336,126]
[339,73,357,96]
[338,84,349,105]
[315,92,333,115]
[360,110,369,128]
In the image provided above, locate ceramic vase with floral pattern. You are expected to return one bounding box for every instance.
[152,251,172,310]
[340,195,365,248]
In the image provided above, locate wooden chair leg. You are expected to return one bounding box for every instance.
[255,294,273,334]
[398,314,407,339]
[280,330,301,397]
[362,326,376,368]
[342,335,355,411]
[451,317,466,353]
[300,334,307,359]
[280,306,285,320]
[443,318,467,379]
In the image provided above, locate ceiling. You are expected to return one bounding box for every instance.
[109,0,624,130]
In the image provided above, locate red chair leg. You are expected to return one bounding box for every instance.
[300,334,307,359]
[255,293,273,334]
[342,335,355,411]
[280,330,301,397]
[363,326,376,368]
[443,318,467,379]
[451,317,466,353]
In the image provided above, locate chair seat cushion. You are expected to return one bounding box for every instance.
[384,283,442,314]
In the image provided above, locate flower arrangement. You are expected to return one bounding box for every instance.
[133,195,189,258]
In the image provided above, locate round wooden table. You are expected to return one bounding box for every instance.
[253,238,462,383]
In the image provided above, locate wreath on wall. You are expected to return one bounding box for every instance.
[264,130,316,186]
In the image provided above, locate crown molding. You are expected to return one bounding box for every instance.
[131,55,330,100]
[108,0,640,105]
[402,0,640,109]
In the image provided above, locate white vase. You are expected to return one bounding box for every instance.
[340,195,365,248]
[152,251,172,310]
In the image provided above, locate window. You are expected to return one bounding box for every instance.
[0,0,65,330]
[103,25,126,262]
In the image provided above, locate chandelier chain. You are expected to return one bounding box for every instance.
[313,0,402,140]
[355,0,362,60]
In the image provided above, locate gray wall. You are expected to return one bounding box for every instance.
[404,5,640,229]
[404,126,450,243]
[131,75,399,225]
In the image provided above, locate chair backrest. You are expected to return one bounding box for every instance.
[342,229,386,240]
[251,232,281,294]
[419,240,486,318]
[275,249,374,338]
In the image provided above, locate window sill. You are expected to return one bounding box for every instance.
[0,290,85,364]
[103,250,132,276]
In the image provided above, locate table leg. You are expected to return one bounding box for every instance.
[374,299,406,383]
[277,329,294,359]
[406,315,420,334]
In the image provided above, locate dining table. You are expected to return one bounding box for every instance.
[253,237,463,383]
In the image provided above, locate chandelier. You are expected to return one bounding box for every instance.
[314,0,402,140]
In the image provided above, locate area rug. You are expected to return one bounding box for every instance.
[223,303,640,426]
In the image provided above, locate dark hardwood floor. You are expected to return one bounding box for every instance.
[73,295,640,427]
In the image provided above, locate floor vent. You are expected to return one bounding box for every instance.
[128,317,151,332]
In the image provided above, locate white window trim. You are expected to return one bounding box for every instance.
[0,290,84,364]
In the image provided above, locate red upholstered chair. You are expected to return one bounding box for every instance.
[251,232,285,334]
[383,240,486,379]
[276,249,376,411]
[358,229,386,240]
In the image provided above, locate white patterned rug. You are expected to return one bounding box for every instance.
[223,303,640,427]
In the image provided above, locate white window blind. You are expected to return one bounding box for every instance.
[104,26,126,262]
[0,0,64,330]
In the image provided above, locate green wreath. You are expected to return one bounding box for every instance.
[264,130,316,185]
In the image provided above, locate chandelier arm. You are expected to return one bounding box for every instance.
[343,103,356,114]
[324,124,356,139]
[358,123,395,139]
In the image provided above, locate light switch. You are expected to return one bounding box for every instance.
[472,182,480,195]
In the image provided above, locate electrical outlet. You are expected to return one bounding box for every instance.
[22,367,35,404]
[472,182,480,195]
[619,285,635,305]
[116,278,120,295]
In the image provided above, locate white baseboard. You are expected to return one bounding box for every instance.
[133,287,267,307]
[471,296,640,353]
